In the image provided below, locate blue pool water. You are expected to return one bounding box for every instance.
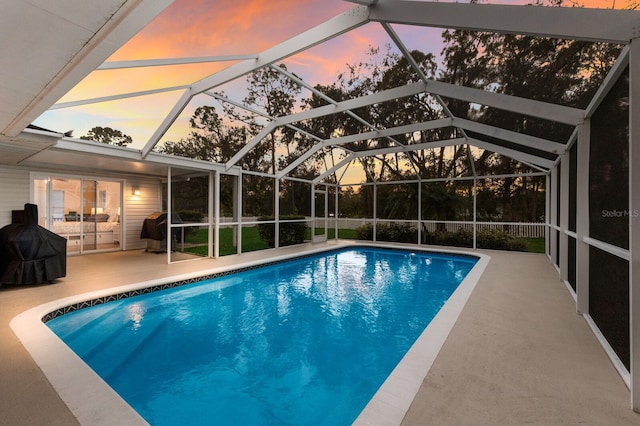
[47,248,476,425]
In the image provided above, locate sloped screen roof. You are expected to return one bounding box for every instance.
[9,0,640,183]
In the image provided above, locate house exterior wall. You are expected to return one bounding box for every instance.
[0,165,162,253]
[0,166,30,227]
[123,179,162,251]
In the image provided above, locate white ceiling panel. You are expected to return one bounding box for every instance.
[0,0,173,138]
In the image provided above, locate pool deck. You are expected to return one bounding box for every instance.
[1,241,638,425]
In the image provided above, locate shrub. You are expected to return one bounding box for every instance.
[355,223,373,240]
[257,216,307,247]
[421,228,528,251]
[477,230,528,251]
[355,222,418,243]
[422,229,473,247]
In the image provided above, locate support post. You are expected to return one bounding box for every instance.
[629,38,640,412]
[334,185,339,240]
[546,173,551,257]
[235,173,242,254]
[166,167,172,264]
[473,178,477,250]
[311,184,316,240]
[275,178,280,249]
[214,171,220,258]
[560,151,570,283]
[576,121,590,316]
[418,181,422,245]
[373,183,377,242]
[209,171,214,258]
[549,166,559,269]
[324,185,329,238]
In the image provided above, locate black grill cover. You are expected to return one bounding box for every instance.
[0,203,67,286]
[140,212,182,241]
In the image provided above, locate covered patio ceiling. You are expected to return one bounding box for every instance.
[0,1,638,183]
[0,0,172,167]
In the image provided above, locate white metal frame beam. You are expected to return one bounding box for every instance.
[452,117,565,154]
[225,79,565,175]
[314,155,356,184]
[224,82,431,169]
[585,46,630,119]
[369,0,639,43]
[353,138,467,158]
[629,37,640,413]
[4,0,176,137]
[559,150,570,283]
[141,7,370,157]
[97,54,259,70]
[277,120,454,179]
[50,85,190,110]
[270,63,424,177]
[423,79,584,126]
[467,137,554,169]
[576,121,590,315]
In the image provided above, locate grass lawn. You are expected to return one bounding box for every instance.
[178,226,270,257]
[180,226,545,255]
[524,237,546,253]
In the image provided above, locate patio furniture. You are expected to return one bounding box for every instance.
[0,203,66,286]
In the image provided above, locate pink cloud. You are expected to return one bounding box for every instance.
[112,0,353,60]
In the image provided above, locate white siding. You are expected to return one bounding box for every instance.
[123,178,162,250]
[0,165,163,253]
[0,167,29,227]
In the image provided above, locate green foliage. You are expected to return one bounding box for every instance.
[477,230,528,251]
[355,223,372,240]
[257,216,308,247]
[158,106,248,163]
[163,176,209,215]
[353,225,529,251]
[422,228,474,248]
[355,222,417,243]
[421,228,528,251]
[80,126,133,146]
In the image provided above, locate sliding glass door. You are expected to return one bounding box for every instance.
[32,174,122,254]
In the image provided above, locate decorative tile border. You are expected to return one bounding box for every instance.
[41,245,479,323]
[41,263,267,323]
[40,248,343,323]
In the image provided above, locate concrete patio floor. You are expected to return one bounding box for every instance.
[1,242,637,425]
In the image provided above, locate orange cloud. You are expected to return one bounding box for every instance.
[112,0,353,60]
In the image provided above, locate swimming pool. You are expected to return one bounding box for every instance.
[12,243,489,425]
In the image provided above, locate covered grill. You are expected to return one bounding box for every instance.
[0,203,66,286]
[140,212,182,253]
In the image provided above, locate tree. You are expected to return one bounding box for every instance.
[436,0,626,222]
[159,106,249,164]
[223,65,304,175]
[80,126,133,146]
[223,65,326,214]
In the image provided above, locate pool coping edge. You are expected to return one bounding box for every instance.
[11,242,489,426]
[354,247,490,425]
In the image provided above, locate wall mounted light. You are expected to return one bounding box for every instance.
[132,186,141,196]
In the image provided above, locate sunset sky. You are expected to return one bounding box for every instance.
[33,0,624,151]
